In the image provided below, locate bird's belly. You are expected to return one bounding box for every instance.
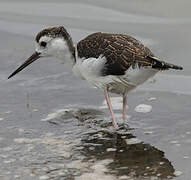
[125,67,157,86]
[72,67,136,95]
[73,58,157,95]
[92,68,157,94]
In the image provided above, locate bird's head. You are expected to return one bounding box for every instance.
[8,26,75,79]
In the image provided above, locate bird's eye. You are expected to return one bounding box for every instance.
[40,41,47,47]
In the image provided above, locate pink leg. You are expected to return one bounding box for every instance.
[104,89,119,129]
[122,95,127,124]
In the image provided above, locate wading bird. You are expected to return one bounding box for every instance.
[8,26,183,129]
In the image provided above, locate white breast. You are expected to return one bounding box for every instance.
[72,55,106,82]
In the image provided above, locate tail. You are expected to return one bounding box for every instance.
[147,56,183,70]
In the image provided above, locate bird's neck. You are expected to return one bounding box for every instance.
[67,45,78,67]
[64,36,76,67]
[55,39,76,67]
[68,45,76,67]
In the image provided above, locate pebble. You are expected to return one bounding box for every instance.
[106,148,116,152]
[148,97,157,101]
[119,175,130,180]
[14,138,39,144]
[170,140,179,144]
[175,144,181,147]
[45,133,55,137]
[1,147,12,151]
[4,171,11,175]
[135,104,152,113]
[59,151,71,159]
[0,154,8,158]
[125,138,142,145]
[18,128,25,133]
[89,147,95,151]
[150,177,158,180]
[4,159,15,163]
[67,160,83,169]
[174,170,183,176]
[183,156,190,159]
[0,118,4,121]
[75,159,115,180]
[144,131,153,135]
[5,111,12,114]
[159,162,164,165]
[41,109,69,121]
[39,175,50,180]
[33,109,39,112]
[14,175,20,178]
[121,136,126,139]
[58,172,67,176]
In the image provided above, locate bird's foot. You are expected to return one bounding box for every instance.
[113,122,119,130]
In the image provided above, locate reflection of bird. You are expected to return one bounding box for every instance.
[8,26,183,129]
[82,130,175,179]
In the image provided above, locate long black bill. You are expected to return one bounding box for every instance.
[8,52,41,79]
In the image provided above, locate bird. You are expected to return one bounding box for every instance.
[8,26,183,129]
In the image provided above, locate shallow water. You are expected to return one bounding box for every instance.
[0,0,191,179]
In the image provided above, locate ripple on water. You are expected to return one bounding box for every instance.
[1,108,177,179]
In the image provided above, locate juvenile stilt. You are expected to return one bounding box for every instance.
[104,89,119,129]
[8,26,183,130]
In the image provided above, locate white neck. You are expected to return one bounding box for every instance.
[53,39,76,67]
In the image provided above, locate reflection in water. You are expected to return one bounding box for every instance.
[81,130,175,179]
[46,108,175,179]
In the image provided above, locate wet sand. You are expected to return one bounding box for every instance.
[0,0,191,179]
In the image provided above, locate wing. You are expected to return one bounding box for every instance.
[77,32,155,76]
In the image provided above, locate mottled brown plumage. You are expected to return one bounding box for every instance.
[77,32,182,76]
